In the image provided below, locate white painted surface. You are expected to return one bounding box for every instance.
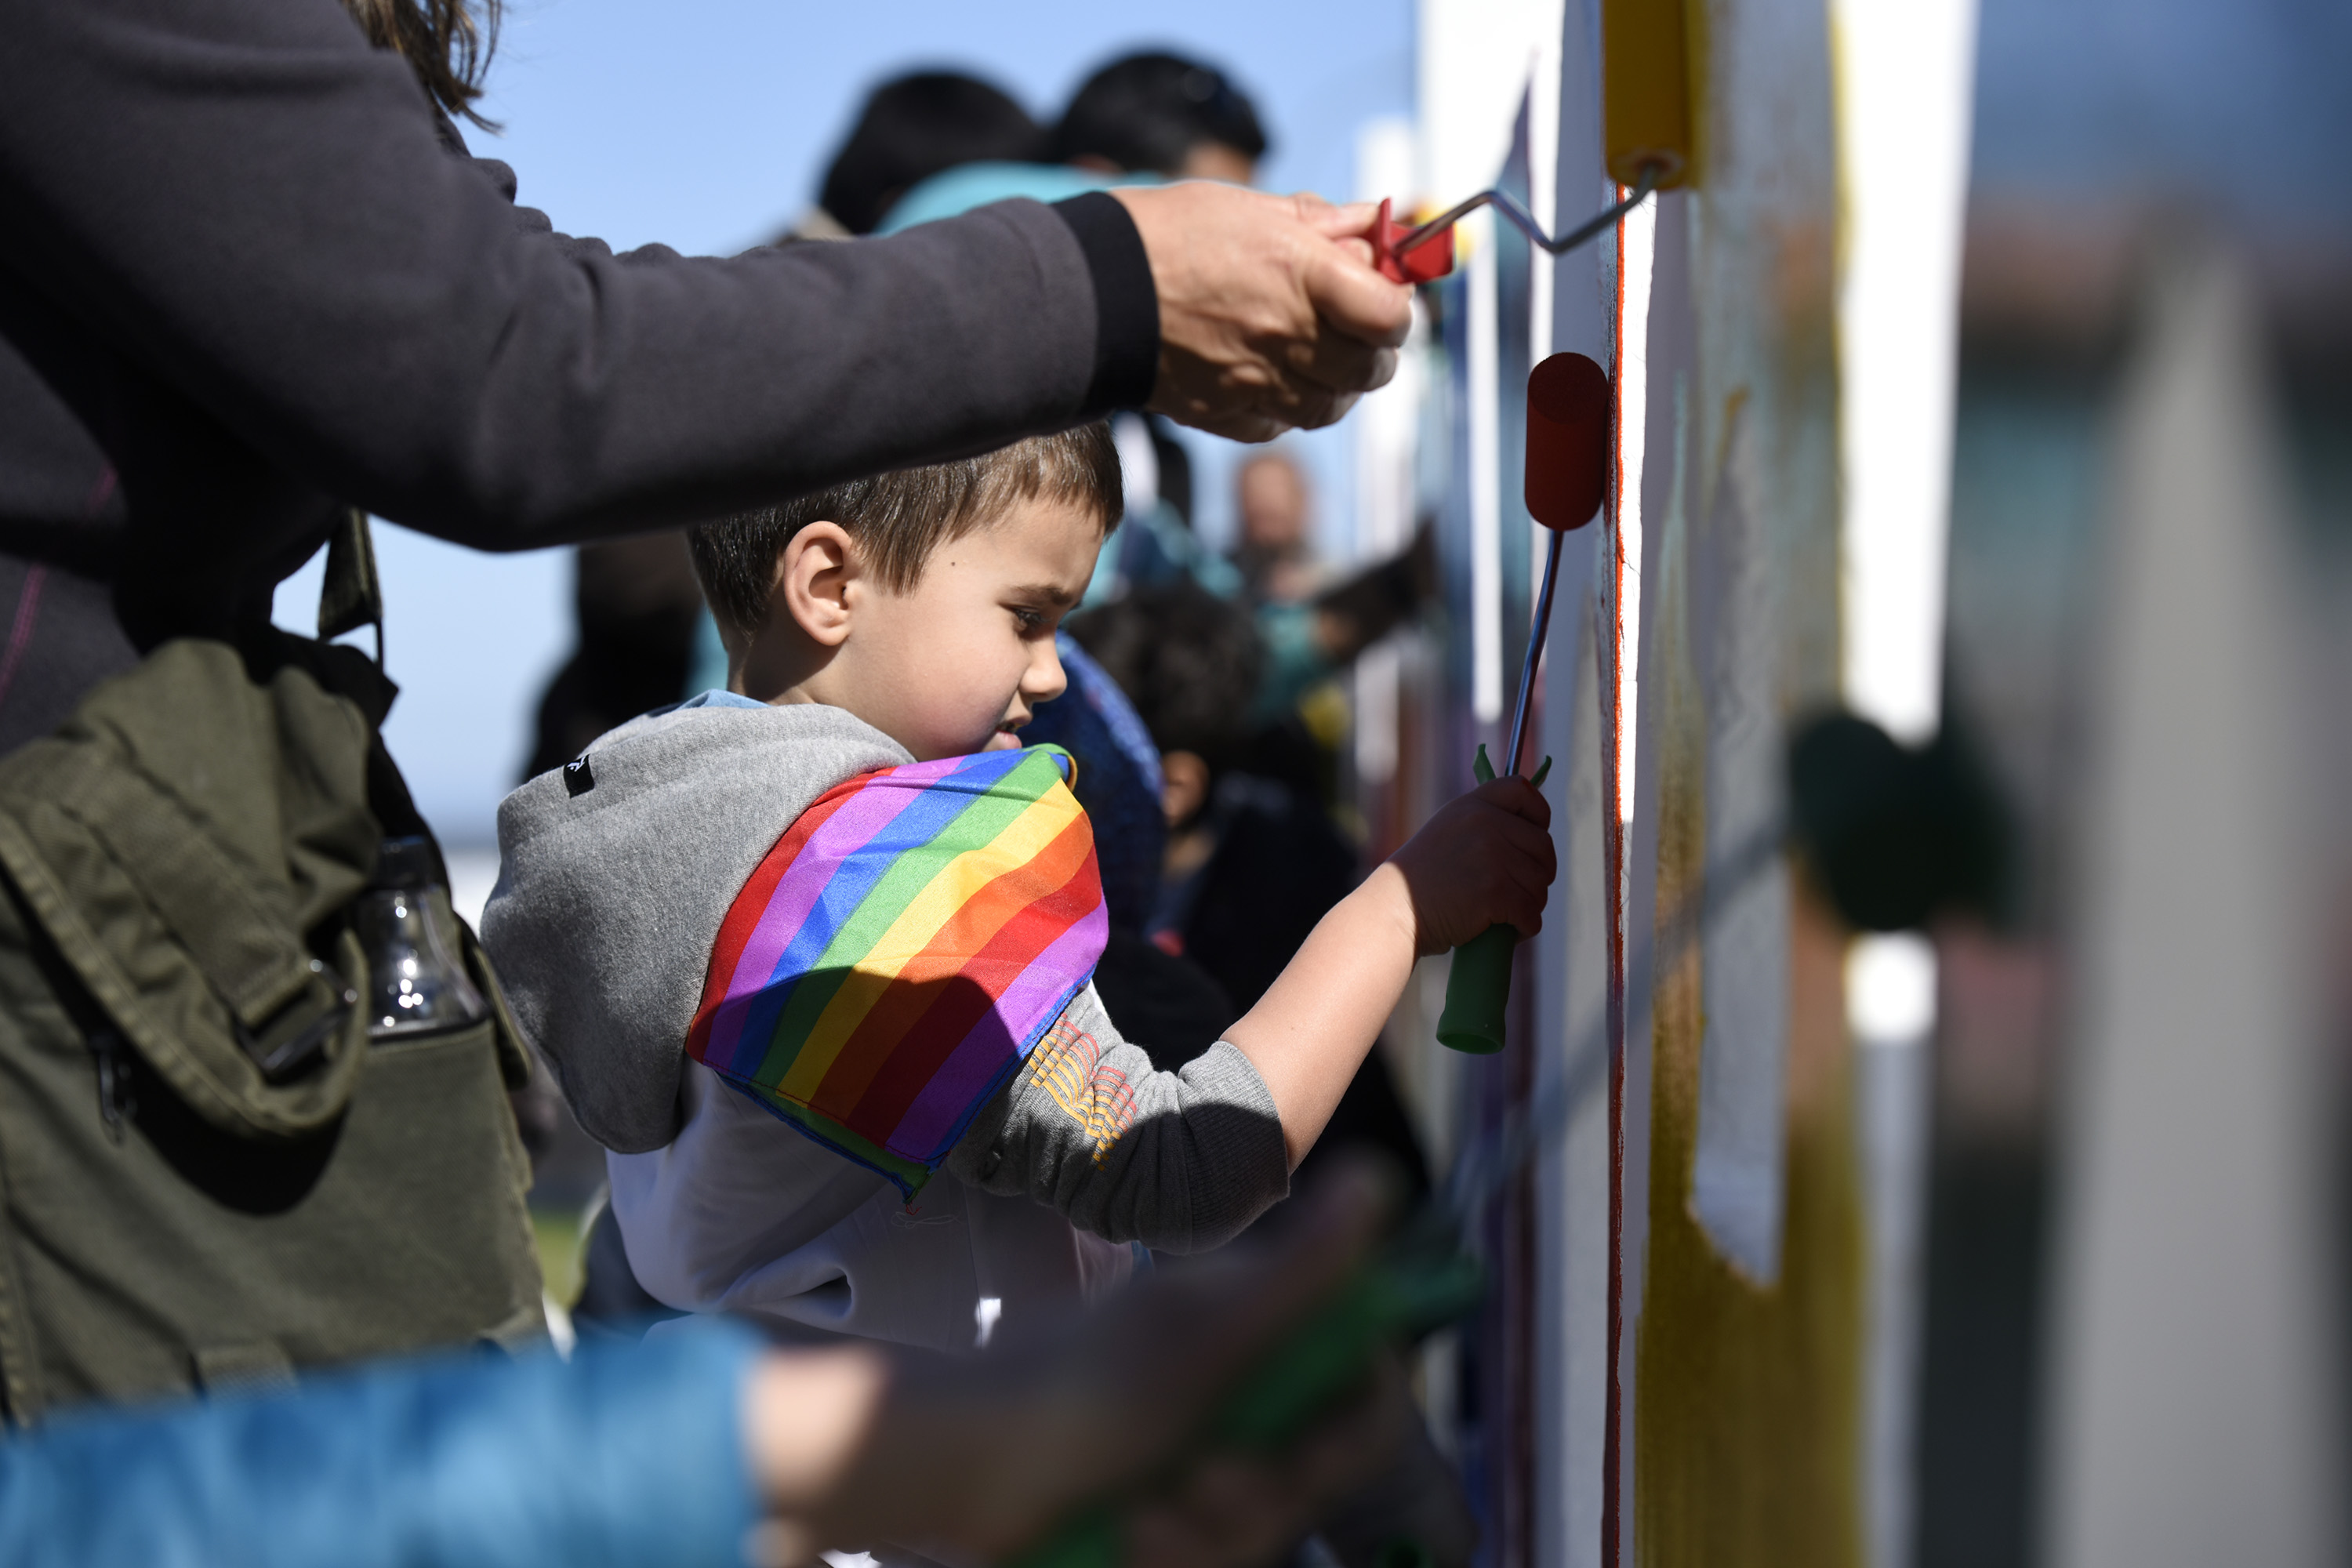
[1828,13,1975,1558]
[1690,410,1792,1286]
[1857,1026,1933,1568]
[1851,938,1938,1568]
[1609,193,1656,825]
[1531,7,1616,1562]
[1467,209,1506,724]
[1830,0,1978,745]
[1417,0,1566,216]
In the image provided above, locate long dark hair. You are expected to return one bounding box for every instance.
[341,0,501,126]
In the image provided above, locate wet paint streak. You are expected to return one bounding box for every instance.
[0,567,49,717]
[1601,171,1667,1567]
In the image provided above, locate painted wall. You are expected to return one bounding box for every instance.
[1396,1,1973,1563]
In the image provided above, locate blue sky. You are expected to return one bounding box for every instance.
[280,0,1414,846]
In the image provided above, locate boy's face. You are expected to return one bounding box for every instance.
[825,497,1101,761]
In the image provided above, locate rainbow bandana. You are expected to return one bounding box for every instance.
[686,746,1106,1196]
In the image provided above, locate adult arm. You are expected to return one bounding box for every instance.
[0,0,1408,551]
[0,0,1142,550]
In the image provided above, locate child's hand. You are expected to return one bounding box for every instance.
[1383,777,1555,955]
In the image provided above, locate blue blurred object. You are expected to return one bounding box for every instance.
[1025,633,1166,933]
[0,1322,760,1568]
[877,160,1156,233]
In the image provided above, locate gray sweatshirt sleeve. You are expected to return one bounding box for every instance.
[945,985,1290,1254]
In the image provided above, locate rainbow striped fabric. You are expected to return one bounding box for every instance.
[686,746,1106,1196]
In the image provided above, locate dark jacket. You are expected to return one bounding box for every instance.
[0,0,1156,749]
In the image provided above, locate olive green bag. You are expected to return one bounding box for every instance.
[0,521,543,1421]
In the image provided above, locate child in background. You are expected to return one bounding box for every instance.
[485,424,1553,1357]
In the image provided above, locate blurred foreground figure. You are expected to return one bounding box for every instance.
[0,1169,1413,1568]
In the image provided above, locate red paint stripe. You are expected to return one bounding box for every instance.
[687,782,863,1058]
[1602,182,1632,1568]
[805,813,1098,1117]
[0,567,48,718]
[834,833,1101,1136]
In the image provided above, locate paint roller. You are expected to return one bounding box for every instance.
[1432,351,1610,1054]
[1366,0,1693,287]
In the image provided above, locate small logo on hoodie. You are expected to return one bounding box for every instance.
[563,753,595,798]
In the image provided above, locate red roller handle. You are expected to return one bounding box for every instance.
[1372,197,1457,284]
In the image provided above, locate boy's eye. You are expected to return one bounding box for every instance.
[1011,607,1047,631]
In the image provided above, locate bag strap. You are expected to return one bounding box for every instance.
[315,510,384,662]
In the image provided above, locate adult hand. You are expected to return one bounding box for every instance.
[1113,184,1414,443]
[745,1160,1410,1566]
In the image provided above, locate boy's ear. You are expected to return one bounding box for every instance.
[774,521,860,648]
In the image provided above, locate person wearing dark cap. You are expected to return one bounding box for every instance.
[807,70,1046,239]
[1055,50,1271,186]
[877,49,1272,234]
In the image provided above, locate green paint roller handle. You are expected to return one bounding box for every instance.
[1006,1234,1485,1568]
[1436,745,1549,1055]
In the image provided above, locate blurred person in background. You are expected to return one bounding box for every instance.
[1053,51,1269,186]
[1231,451,1432,740]
[0,0,1410,1424]
[801,70,1044,240]
[1232,451,1323,604]
[877,49,1265,233]
[1069,583,1431,1207]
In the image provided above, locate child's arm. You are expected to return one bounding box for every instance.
[949,778,1553,1249]
[1226,775,1553,1166]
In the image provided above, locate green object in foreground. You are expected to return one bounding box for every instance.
[1008,1226,1485,1568]
[1436,745,1549,1054]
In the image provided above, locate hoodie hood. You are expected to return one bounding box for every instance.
[482,702,907,1152]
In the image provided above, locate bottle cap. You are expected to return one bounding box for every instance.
[374,836,440,891]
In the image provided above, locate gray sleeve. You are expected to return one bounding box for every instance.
[946,984,1290,1254]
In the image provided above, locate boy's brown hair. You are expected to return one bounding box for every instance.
[689,424,1123,642]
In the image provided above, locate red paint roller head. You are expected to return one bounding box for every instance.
[1526,352,1610,529]
[1372,198,1456,284]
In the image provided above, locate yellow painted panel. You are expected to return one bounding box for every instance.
[1601,0,1704,187]
[1632,539,1864,1566]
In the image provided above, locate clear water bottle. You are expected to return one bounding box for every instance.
[354,837,489,1040]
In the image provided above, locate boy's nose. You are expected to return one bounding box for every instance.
[1025,644,1069,706]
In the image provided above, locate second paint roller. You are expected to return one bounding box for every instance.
[1434,350,1611,1055]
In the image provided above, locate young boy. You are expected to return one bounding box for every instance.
[484,424,1553,1352]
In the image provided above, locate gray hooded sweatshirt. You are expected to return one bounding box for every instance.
[483,698,1290,1348]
